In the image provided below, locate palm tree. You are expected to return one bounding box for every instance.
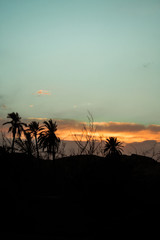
[38,119,60,161]
[104,137,123,158]
[3,112,27,153]
[15,131,35,157]
[27,121,44,159]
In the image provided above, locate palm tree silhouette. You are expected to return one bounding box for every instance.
[3,112,27,153]
[38,119,60,161]
[15,130,35,157]
[104,137,123,158]
[27,121,44,159]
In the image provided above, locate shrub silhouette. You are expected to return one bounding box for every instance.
[73,112,103,155]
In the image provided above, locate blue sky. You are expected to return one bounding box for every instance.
[0,0,160,125]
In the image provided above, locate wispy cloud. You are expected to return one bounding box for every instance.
[27,117,48,121]
[143,62,151,68]
[94,121,146,133]
[33,90,51,96]
[147,124,160,132]
[0,104,8,110]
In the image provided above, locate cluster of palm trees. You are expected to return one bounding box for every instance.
[2,112,124,160]
[3,112,60,160]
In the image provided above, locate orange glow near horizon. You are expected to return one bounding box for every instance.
[56,129,160,143]
[1,118,160,144]
[1,128,160,144]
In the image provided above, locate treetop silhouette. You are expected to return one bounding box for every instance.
[3,112,27,153]
[38,119,60,161]
[104,137,123,158]
[27,121,44,159]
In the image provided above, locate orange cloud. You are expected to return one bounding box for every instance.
[58,121,160,143]
[52,120,160,143]
[33,90,51,96]
[1,118,160,144]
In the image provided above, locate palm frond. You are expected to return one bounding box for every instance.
[3,121,12,125]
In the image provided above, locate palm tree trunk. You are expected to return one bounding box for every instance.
[11,132,15,153]
[35,134,39,159]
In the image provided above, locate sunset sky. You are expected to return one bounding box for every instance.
[0,0,160,143]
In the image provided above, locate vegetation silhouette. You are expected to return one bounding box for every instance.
[15,130,35,157]
[0,149,160,237]
[2,111,160,237]
[73,112,104,155]
[38,119,60,161]
[27,121,44,159]
[3,112,27,153]
[104,137,124,158]
[0,130,12,152]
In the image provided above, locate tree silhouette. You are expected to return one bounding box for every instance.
[73,112,103,155]
[104,137,123,158]
[3,112,27,153]
[38,119,60,161]
[27,121,44,159]
[15,130,35,156]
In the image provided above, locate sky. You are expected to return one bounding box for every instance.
[0,0,160,143]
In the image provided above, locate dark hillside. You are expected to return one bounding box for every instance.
[1,151,160,238]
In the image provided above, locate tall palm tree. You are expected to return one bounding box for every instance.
[27,121,44,159]
[38,119,60,161]
[3,112,27,153]
[104,137,123,158]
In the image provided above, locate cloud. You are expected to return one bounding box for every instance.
[54,120,146,133]
[1,117,160,143]
[94,122,146,133]
[33,90,51,96]
[147,124,160,132]
[143,62,152,68]
[45,120,160,142]
[56,119,84,130]
[55,120,160,143]
[0,104,8,110]
[27,117,48,121]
